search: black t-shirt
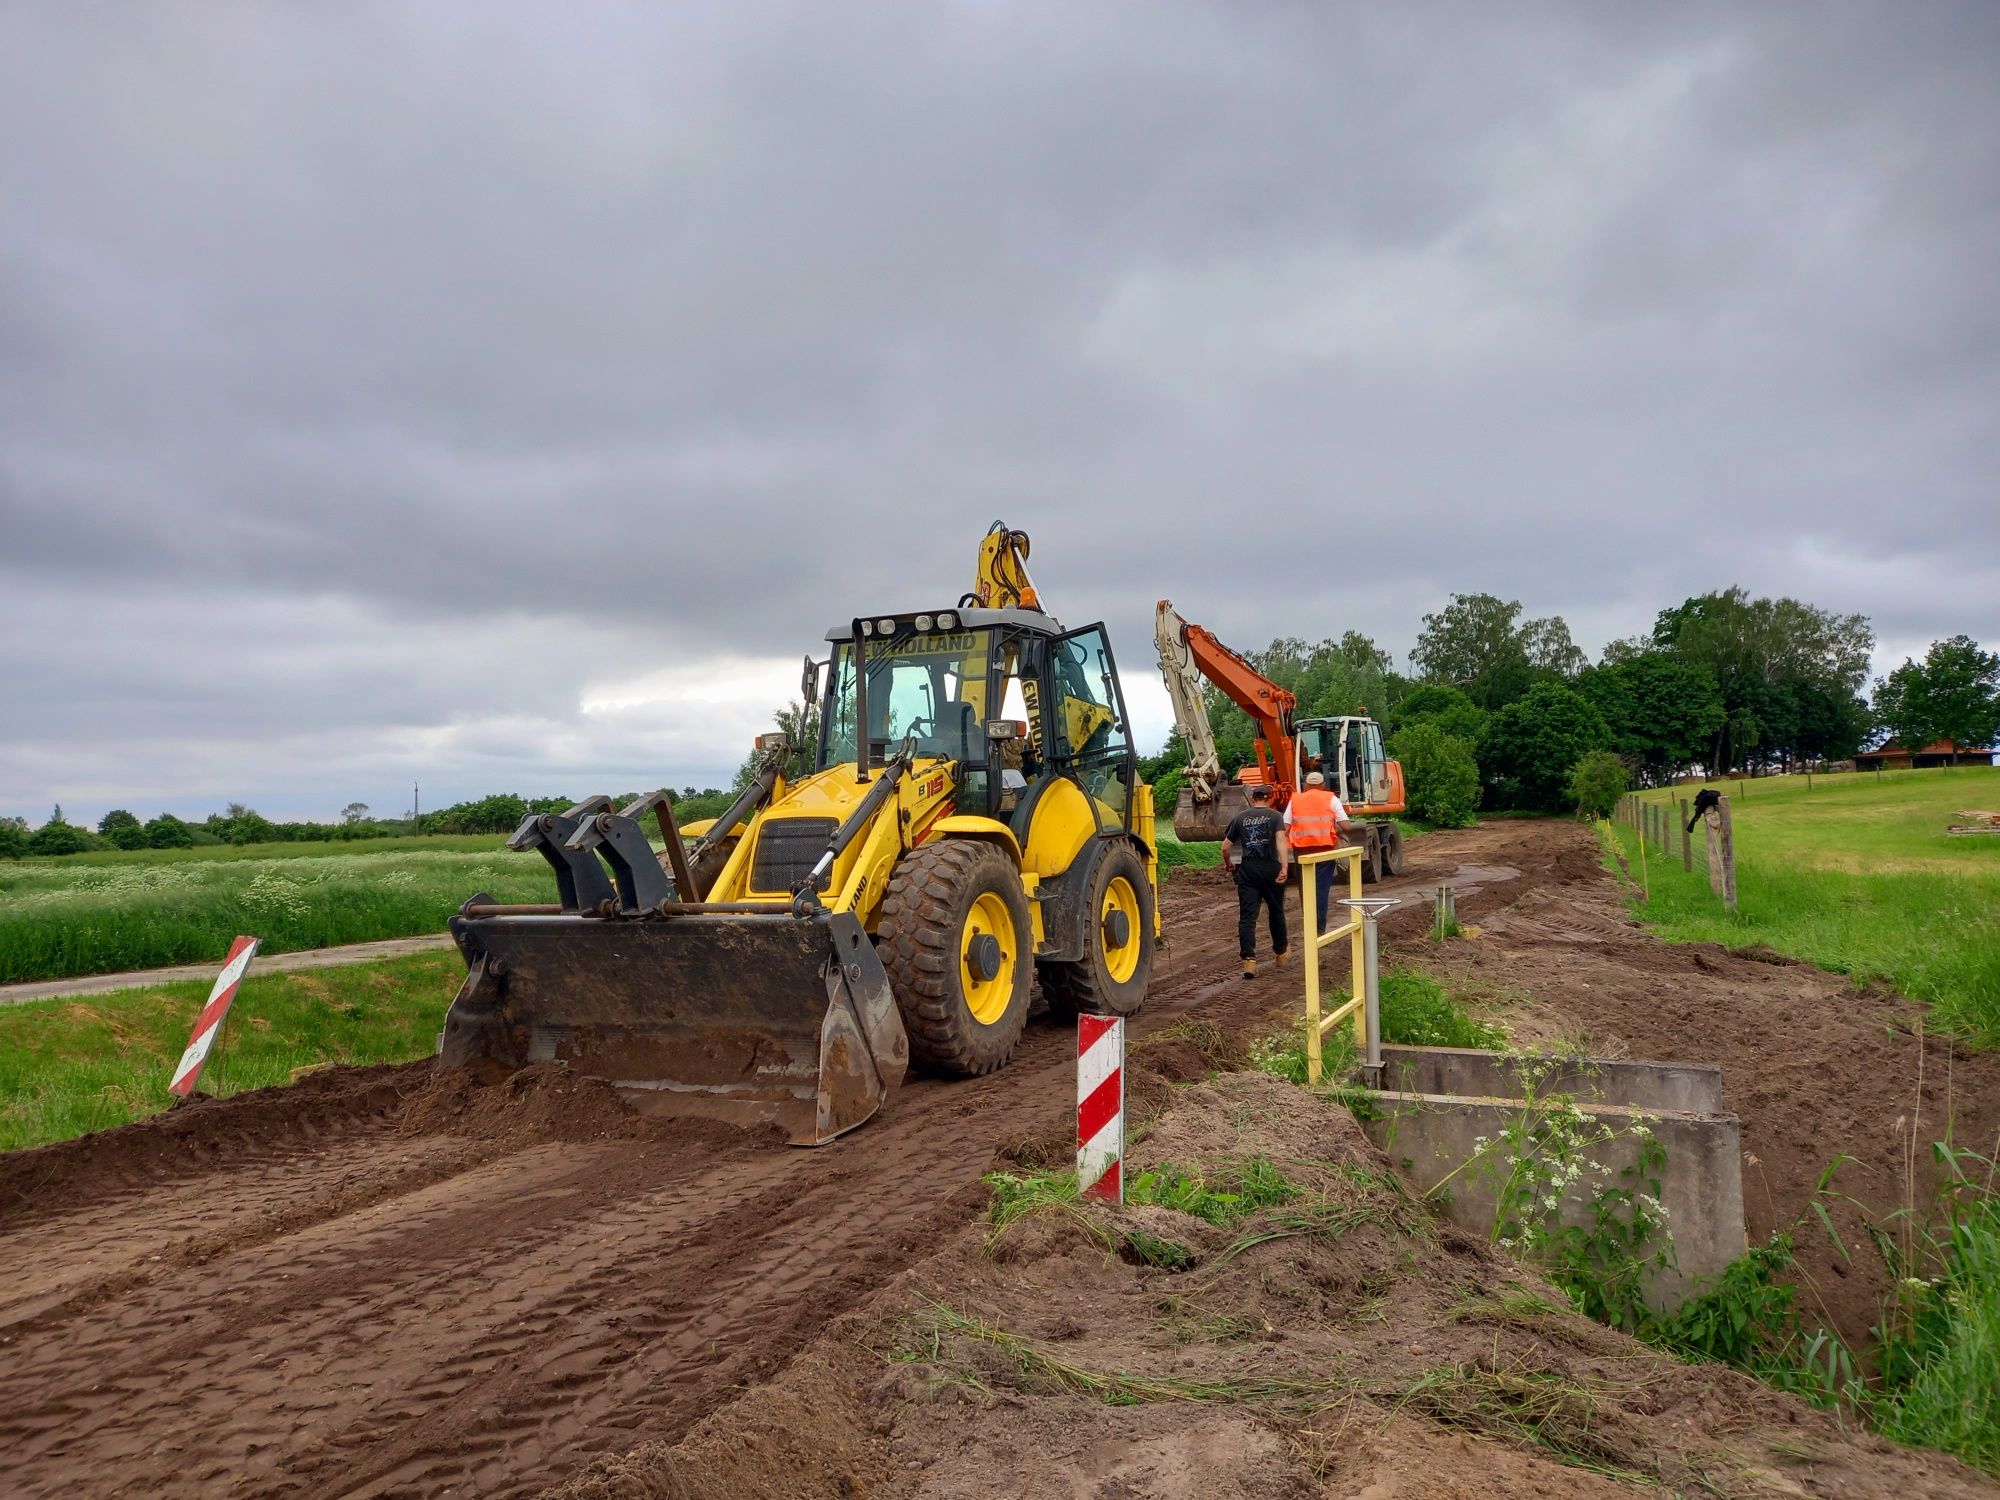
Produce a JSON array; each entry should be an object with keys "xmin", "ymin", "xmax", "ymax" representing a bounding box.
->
[{"xmin": 1223, "ymin": 806, "xmax": 1285, "ymax": 877}]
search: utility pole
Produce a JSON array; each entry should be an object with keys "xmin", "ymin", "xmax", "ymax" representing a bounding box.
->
[{"xmin": 413, "ymin": 782, "xmax": 420, "ymax": 836}]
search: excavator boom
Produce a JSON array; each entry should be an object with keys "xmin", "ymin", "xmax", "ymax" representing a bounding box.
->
[{"xmin": 1152, "ymin": 601, "xmax": 1405, "ymax": 873}]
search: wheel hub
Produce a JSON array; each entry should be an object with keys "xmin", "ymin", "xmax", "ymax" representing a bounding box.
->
[
  {"xmin": 965, "ymin": 932, "xmax": 1003, "ymax": 982},
  {"xmin": 1101, "ymin": 908, "xmax": 1130, "ymax": 949}
]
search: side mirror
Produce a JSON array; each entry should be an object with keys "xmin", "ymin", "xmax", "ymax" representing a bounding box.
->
[{"xmin": 801, "ymin": 654, "xmax": 818, "ymax": 704}]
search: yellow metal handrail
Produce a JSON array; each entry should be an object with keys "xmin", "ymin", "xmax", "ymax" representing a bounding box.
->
[{"xmin": 1298, "ymin": 845, "xmax": 1366, "ymax": 1085}]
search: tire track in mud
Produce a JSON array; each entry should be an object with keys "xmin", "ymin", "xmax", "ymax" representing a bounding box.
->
[{"xmin": 0, "ymin": 838, "xmax": 1500, "ymax": 1500}]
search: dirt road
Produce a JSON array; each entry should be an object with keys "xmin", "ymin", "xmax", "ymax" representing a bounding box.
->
[
  {"xmin": 1, "ymin": 821, "xmax": 1990, "ymax": 1498},
  {"xmin": 0, "ymin": 934, "xmax": 455, "ymax": 1006}
]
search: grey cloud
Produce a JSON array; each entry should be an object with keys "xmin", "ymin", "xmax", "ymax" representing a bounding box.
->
[{"xmin": 2, "ymin": 1, "xmax": 1995, "ymax": 822}]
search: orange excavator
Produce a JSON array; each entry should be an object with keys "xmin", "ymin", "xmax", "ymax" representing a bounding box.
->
[{"xmin": 1155, "ymin": 600, "xmax": 1407, "ymax": 882}]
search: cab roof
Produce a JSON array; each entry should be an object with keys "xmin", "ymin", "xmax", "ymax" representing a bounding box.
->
[{"xmin": 822, "ymin": 606, "xmax": 1063, "ymax": 643}]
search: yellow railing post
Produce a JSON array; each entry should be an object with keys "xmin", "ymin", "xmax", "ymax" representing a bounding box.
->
[
  {"xmin": 1303, "ymin": 856, "xmax": 1322, "ymax": 1087},
  {"xmin": 1347, "ymin": 842, "xmax": 1365, "ymax": 1048},
  {"xmin": 1300, "ymin": 845, "xmax": 1367, "ymax": 1086}
]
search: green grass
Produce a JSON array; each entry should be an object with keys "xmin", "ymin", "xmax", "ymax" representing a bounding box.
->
[
  {"xmin": 1615, "ymin": 767, "xmax": 2000, "ymax": 1043},
  {"xmin": 0, "ymin": 837, "xmax": 551, "ymax": 983},
  {"xmin": 1252, "ymin": 968, "xmax": 1506, "ymax": 1085},
  {"xmin": 0, "ymin": 952, "xmax": 460, "ymax": 1151},
  {"xmin": 1155, "ymin": 833, "xmax": 1223, "ymax": 874}
]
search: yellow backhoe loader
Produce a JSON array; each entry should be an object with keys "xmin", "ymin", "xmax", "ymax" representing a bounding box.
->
[{"xmin": 440, "ymin": 524, "xmax": 1159, "ymax": 1144}]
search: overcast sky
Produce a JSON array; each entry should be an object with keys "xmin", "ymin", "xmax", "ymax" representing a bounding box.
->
[{"xmin": 3, "ymin": 2, "xmax": 1995, "ymax": 825}]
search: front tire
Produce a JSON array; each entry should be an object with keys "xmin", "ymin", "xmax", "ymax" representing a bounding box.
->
[
  {"xmin": 1039, "ymin": 843, "xmax": 1154, "ymax": 1019},
  {"xmin": 878, "ymin": 840, "xmax": 1032, "ymax": 1076}
]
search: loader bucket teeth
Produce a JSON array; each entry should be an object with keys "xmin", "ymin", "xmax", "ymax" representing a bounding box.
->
[{"xmin": 440, "ymin": 909, "xmax": 908, "ymax": 1146}]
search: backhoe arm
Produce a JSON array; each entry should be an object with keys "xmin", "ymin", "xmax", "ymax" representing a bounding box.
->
[
  {"xmin": 1152, "ymin": 601, "xmax": 1296, "ymax": 802},
  {"xmin": 969, "ymin": 522, "xmax": 1045, "ymax": 612}
]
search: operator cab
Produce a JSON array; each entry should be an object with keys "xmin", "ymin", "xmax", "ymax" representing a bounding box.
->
[
  {"xmin": 815, "ymin": 607, "xmax": 1139, "ymax": 833},
  {"xmin": 1296, "ymin": 715, "xmax": 1393, "ymax": 810}
]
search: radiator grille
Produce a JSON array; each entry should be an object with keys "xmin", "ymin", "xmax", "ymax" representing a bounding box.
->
[{"xmin": 750, "ymin": 818, "xmax": 836, "ymax": 894}]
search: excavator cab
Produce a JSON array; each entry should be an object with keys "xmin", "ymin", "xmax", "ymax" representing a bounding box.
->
[{"xmin": 1297, "ymin": 716, "xmax": 1398, "ymax": 810}]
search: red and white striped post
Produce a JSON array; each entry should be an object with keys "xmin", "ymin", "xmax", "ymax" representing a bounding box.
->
[
  {"xmin": 168, "ymin": 935, "xmax": 260, "ymax": 1100},
  {"xmin": 1076, "ymin": 1014, "xmax": 1124, "ymax": 1203}
]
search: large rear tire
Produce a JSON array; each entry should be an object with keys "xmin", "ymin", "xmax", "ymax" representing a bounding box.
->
[
  {"xmin": 878, "ymin": 839, "xmax": 1032, "ymax": 1076},
  {"xmin": 1038, "ymin": 843, "xmax": 1154, "ymax": 1019}
]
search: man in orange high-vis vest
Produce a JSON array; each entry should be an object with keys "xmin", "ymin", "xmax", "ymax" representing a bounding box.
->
[{"xmin": 1285, "ymin": 771, "xmax": 1352, "ymax": 934}]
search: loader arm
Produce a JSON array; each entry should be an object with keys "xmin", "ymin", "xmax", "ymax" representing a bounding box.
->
[{"xmin": 1153, "ymin": 600, "xmax": 1298, "ymax": 805}]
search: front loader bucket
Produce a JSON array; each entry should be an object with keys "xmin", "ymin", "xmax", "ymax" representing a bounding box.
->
[
  {"xmin": 440, "ymin": 909, "xmax": 909, "ymax": 1146},
  {"xmin": 1173, "ymin": 783, "xmax": 1258, "ymax": 843}
]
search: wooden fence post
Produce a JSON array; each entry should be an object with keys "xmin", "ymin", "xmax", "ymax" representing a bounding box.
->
[
  {"xmin": 1717, "ymin": 794, "xmax": 1738, "ymax": 913},
  {"xmin": 1704, "ymin": 810, "xmax": 1723, "ymax": 896},
  {"xmin": 1679, "ymin": 798, "xmax": 1691, "ymax": 871}
]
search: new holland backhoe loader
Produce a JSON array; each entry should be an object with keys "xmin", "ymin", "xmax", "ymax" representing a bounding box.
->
[
  {"xmin": 1155, "ymin": 599, "xmax": 1407, "ymax": 881},
  {"xmin": 440, "ymin": 524, "xmax": 1159, "ymax": 1145}
]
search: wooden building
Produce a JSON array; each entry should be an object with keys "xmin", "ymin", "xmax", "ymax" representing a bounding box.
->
[{"xmin": 1852, "ymin": 739, "xmax": 1996, "ymax": 770}]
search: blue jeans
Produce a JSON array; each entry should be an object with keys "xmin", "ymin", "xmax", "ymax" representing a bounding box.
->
[{"xmin": 1301, "ymin": 854, "xmax": 1336, "ymax": 935}]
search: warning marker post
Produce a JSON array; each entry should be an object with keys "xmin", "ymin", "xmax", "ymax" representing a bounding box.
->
[
  {"xmin": 1076, "ymin": 1015, "xmax": 1124, "ymax": 1204},
  {"xmin": 168, "ymin": 935, "xmax": 261, "ymax": 1100}
]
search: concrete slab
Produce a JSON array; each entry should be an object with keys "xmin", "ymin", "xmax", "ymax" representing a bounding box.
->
[
  {"xmin": 1360, "ymin": 1049, "xmax": 1746, "ymax": 1311},
  {"xmin": 1377, "ymin": 1045, "xmax": 1724, "ymax": 1114}
]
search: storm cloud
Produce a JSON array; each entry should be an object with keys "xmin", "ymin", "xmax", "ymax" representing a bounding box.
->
[{"xmin": 3, "ymin": 2, "xmax": 1996, "ymax": 821}]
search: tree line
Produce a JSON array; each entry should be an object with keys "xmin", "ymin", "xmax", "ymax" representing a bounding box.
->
[
  {"xmin": 0, "ymin": 786, "xmax": 742, "ymax": 860},
  {"xmin": 1140, "ymin": 587, "xmax": 1998, "ymax": 830}
]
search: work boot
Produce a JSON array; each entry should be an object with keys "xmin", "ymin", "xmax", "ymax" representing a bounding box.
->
[
  {"xmin": 1274, "ymin": 948, "xmax": 1291, "ymax": 968},
  {"xmin": 1241, "ymin": 958, "xmax": 1257, "ymax": 980}
]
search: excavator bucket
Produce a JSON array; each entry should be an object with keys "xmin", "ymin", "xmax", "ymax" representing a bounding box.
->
[
  {"xmin": 441, "ymin": 907, "xmax": 909, "ymax": 1145},
  {"xmin": 1173, "ymin": 782, "xmax": 1259, "ymax": 843}
]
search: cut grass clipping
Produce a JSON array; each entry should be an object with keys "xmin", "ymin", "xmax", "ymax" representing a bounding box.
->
[
  {"xmin": 896, "ymin": 1297, "xmax": 1354, "ymax": 1410},
  {"xmin": 1618, "ymin": 766, "xmax": 2000, "ymax": 1045},
  {"xmin": 0, "ymin": 835, "xmax": 543, "ymax": 983},
  {"xmin": 0, "ymin": 952, "xmax": 460, "ymax": 1151}
]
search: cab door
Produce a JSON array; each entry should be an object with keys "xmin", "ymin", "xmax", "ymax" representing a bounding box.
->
[{"xmin": 1048, "ymin": 623, "xmax": 1136, "ymax": 830}]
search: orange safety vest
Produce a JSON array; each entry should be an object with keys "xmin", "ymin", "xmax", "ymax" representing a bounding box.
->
[{"xmin": 1288, "ymin": 788, "xmax": 1341, "ymax": 849}]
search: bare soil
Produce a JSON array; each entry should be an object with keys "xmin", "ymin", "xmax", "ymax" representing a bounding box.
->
[
  {"xmin": 0, "ymin": 820, "xmax": 1992, "ymax": 1498},
  {"xmin": 1392, "ymin": 819, "xmax": 2000, "ymax": 1352}
]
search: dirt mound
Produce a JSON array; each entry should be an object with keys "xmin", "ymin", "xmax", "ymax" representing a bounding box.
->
[
  {"xmin": 549, "ymin": 1068, "xmax": 1995, "ymax": 1499},
  {"xmin": 0, "ymin": 1060, "xmax": 427, "ymax": 1223},
  {"xmin": 395, "ymin": 1060, "xmax": 784, "ymax": 1150}
]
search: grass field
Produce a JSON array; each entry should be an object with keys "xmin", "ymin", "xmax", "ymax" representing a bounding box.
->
[
  {"xmin": 0, "ymin": 836, "xmax": 552, "ymax": 983},
  {"xmin": 1612, "ymin": 766, "xmax": 2000, "ymax": 1044},
  {"xmin": 0, "ymin": 951, "xmax": 461, "ymax": 1151}
]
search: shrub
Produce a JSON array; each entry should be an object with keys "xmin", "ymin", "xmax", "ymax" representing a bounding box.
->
[
  {"xmin": 144, "ymin": 814, "xmax": 196, "ymax": 849},
  {"xmin": 1479, "ymin": 681, "xmax": 1611, "ymax": 812},
  {"xmin": 27, "ymin": 819, "xmax": 93, "ymax": 856},
  {"xmin": 1388, "ymin": 722, "xmax": 1481, "ymax": 828},
  {"xmin": 0, "ymin": 822, "xmax": 25, "ymax": 860},
  {"xmin": 109, "ymin": 825, "xmax": 149, "ymax": 850},
  {"xmin": 1150, "ymin": 768, "xmax": 1184, "ymax": 824},
  {"xmin": 1569, "ymin": 750, "xmax": 1628, "ymax": 819},
  {"xmin": 97, "ymin": 808, "xmax": 142, "ymax": 837}
]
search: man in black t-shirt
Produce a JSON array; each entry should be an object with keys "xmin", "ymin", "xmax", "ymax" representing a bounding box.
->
[{"xmin": 1221, "ymin": 785, "xmax": 1290, "ymax": 979}]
